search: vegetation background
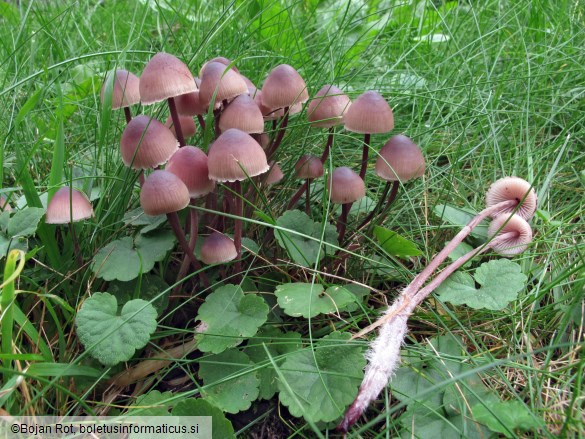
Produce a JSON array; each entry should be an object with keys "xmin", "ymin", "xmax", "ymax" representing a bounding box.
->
[{"xmin": 0, "ymin": 0, "xmax": 583, "ymax": 437}]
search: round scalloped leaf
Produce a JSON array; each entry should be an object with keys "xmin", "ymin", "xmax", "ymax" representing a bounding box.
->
[
  {"xmin": 277, "ymin": 332, "xmax": 365, "ymax": 423},
  {"xmin": 127, "ymin": 390, "xmax": 179, "ymax": 416},
  {"xmin": 275, "ymin": 210, "xmax": 337, "ymax": 267},
  {"xmin": 172, "ymin": 399, "xmax": 235, "ymax": 438},
  {"xmin": 436, "ymin": 259, "xmax": 527, "ymax": 310},
  {"xmin": 275, "ymin": 283, "xmax": 356, "ymax": 318},
  {"xmin": 75, "ymin": 292, "xmax": 157, "ymax": 366},
  {"xmin": 245, "ymin": 327, "xmax": 302, "ymax": 400},
  {"xmin": 199, "ymin": 349, "xmax": 260, "ymax": 414},
  {"xmin": 196, "ymin": 284, "xmax": 269, "ymax": 353}
]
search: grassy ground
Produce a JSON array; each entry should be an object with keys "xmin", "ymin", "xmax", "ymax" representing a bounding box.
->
[{"xmin": 0, "ymin": 0, "xmax": 583, "ymax": 437}]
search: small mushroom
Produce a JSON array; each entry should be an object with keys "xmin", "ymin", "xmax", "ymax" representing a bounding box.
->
[
  {"xmin": 328, "ymin": 167, "xmax": 365, "ymax": 243},
  {"xmin": 485, "ymin": 176, "xmax": 537, "ymax": 221},
  {"xmin": 287, "ymin": 155, "xmax": 324, "ymax": 214},
  {"xmin": 100, "ymin": 69, "xmax": 141, "ymax": 123},
  {"xmin": 200, "ymin": 231, "xmax": 237, "ymax": 265}
]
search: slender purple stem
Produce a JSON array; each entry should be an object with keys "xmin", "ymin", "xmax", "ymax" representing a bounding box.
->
[
  {"xmin": 337, "ymin": 203, "xmax": 352, "ymax": 244},
  {"xmin": 167, "ymin": 211, "xmax": 208, "ymax": 287},
  {"xmin": 357, "ymin": 181, "xmax": 393, "ymax": 230},
  {"xmin": 197, "ymin": 114, "xmax": 206, "ymax": 131},
  {"xmin": 305, "ymin": 178, "xmax": 310, "ymax": 215},
  {"xmin": 287, "ymin": 180, "xmax": 308, "ymax": 210},
  {"xmin": 168, "ymin": 97, "xmax": 185, "ymax": 147},
  {"xmin": 359, "ymin": 133, "xmax": 371, "ymax": 180},
  {"xmin": 233, "ymin": 180, "xmax": 243, "ymax": 274},
  {"xmin": 123, "ymin": 107, "xmax": 132, "ymax": 124},
  {"xmin": 267, "ymin": 107, "xmax": 289, "ymax": 160},
  {"xmin": 320, "ymin": 127, "xmax": 334, "ymax": 163}
]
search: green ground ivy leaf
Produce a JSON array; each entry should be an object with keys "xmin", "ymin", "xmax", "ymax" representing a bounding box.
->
[
  {"xmin": 7, "ymin": 207, "xmax": 45, "ymax": 237},
  {"xmin": 196, "ymin": 285, "xmax": 269, "ymax": 354},
  {"xmin": 275, "ymin": 210, "xmax": 337, "ymax": 267},
  {"xmin": 91, "ymin": 231, "xmax": 175, "ymax": 281},
  {"xmin": 374, "ymin": 226, "xmax": 422, "ymax": 258},
  {"xmin": 472, "ymin": 399, "xmax": 541, "ymax": 438},
  {"xmin": 278, "ymin": 332, "xmax": 365, "ymax": 423},
  {"xmin": 127, "ymin": 390, "xmax": 180, "ymax": 416},
  {"xmin": 75, "ymin": 292, "xmax": 157, "ymax": 366},
  {"xmin": 172, "ymin": 399, "xmax": 235, "ymax": 438},
  {"xmin": 275, "ymin": 283, "xmax": 356, "ymax": 318},
  {"xmin": 436, "ymin": 259, "xmax": 527, "ymax": 310},
  {"xmin": 245, "ymin": 327, "xmax": 302, "ymax": 400},
  {"xmin": 123, "ymin": 207, "xmax": 167, "ymax": 234},
  {"xmin": 109, "ymin": 274, "xmax": 170, "ymax": 316},
  {"xmin": 199, "ymin": 349, "xmax": 260, "ymax": 414}
]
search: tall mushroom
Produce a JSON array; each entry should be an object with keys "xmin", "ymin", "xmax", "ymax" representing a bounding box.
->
[
  {"xmin": 344, "ymin": 91, "xmax": 394, "ymax": 180},
  {"xmin": 140, "ymin": 52, "xmax": 197, "ymax": 147},
  {"xmin": 207, "ymin": 129, "xmax": 269, "ymax": 272}
]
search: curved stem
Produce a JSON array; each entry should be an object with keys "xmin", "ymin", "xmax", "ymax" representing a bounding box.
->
[
  {"xmin": 320, "ymin": 127, "xmax": 334, "ymax": 163},
  {"xmin": 359, "ymin": 133, "xmax": 371, "ymax": 180},
  {"xmin": 233, "ymin": 180, "xmax": 243, "ymax": 274},
  {"xmin": 357, "ymin": 181, "xmax": 392, "ymax": 230},
  {"xmin": 287, "ymin": 180, "xmax": 308, "ymax": 210},
  {"xmin": 267, "ymin": 107, "xmax": 289, "ymax": 160},
  {"xmin": 123, "ymin": 107, "xmax": 132, "ymax": 124},
  {"xmin": 305, "ymin": 178, "xmax": 311, "ymax": 215},
  {"xmin": 337, "ymin": 203, "xmax": 352, "ymax": 244},
  {"xmin": 196, "ymin": 114, "xmax": 206, "ymax": 131},
  {"xmin": 167, "ymin": 211, "xmax": 208, "ymax": 287},
  {"xmin": 175, "ymin": 206, "xmax": 203, "ymax": 291},
  {"xmin": 167, "ymin": 97, "xmax": 185, "ymax": 147}
]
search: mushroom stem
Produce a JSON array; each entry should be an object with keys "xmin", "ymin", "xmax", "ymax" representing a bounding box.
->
[
  {"xmin": 320, "ymin": 127, "xmax": 334, "ymax": 163},
  {"xmin": 175, "ymin": 205, "xmax": 204, "ymax": 291},
  {"xmin": 287, "ymin": 180, "xmax": 308, "ymax": 210},
  {"xmin": 197, "ymin": 115, "xmax": 206, "ymax": 132},
  {"xmin": 357, "ymin": 181, "xmax": 393, "ymax": 231},
  {"xmin": 267, "ymin": 107, "xmax": 289, "ymax": 160},
  {"xmin": 166, "ymin": 212, "xmax": 208, "ymax": 287},
  {"xmin": 337, "ymin": 203, "xmax": 352, "ymax": 244},
  {"xmin": 69, "ymin": 222, "xmax": 83, "ymax": 266},
  {"xmin": 305, "ymin": 178, "xmax": 311, "ymax": 215},
  {"xmin": 233, "ymin": 180, "xmax": 243, "ymax": 274},
  {"xmin": 167, "ymin": 97, "xmax": 185, "ymax": 147},
  {"xmin": 123, "ymin": 107, "xmax": 132, "ymax": 124},
  {"xmin": 358, "ymin": 133, "xmax": 371, "ymax": 180},
  {"xmin": 337, "ymin": 230, "xmax": 518, "ymax": 433},
  {"xmin": 213, "ymin": 108, "xmax": 221, "ymax": 138}
]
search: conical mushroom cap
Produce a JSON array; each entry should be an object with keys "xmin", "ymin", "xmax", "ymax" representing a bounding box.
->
[
  {"xmin": 261, "ymin": 64, "xmax": 309, "ymax": 109},
  {"xmin": 120, "ymin": 115, "xmax": 178, "ymax": 169},
  {"xmin": 375, "ymin": 135, "xmax": 425, "ymax": 182},
  {"xmin": 140, "ymin": 170, "xmax": 190, "ymax": 216},
  {"xmin": 46, "ymin": 187, "xmax": 93, "ymax": 224},
  {"xmin": 485, "ymin": 177, "xmax": 537, "ymax": 221},
  {"xmin": 307, "ymin": 85, "xmax": 351, "ymax": 128},
  {"xmin": 100, "ymin": 69, "xmax": 141, "ymax": 109},
  {"xmin": 166, "ymin": 146, "xmax": 215, "ymax": 198},
  {"xmin": 488, "ymin": 214, "xmax": 533, "ymax": 256},
  {"xmin": 208, "ymin": 129, "xmax": 269, "ymax": 182},
  {"xmin": 328, "ymin": 167, "xmax": 365, "ymax": 204},
  {"xmin": 140, "ymin": 52, "xmax": 197, "ymax": 105},
  {"xmin": 200, "ymin": 232, "xmax": 237, "ymax": 264},
  {"xmin": 265, "ymin": 162, "xmax": 284, "ymax": 185},
  {"xmin": 175, "ymin": 89, "xmax": 207, "ymax": 116},
  {"xmin": 199, "ymin": 62, "xmax": 248, "ymax": 108},
  {"xmin": 344, "ymin": 90, "xmax": 394, "ymax": 134},
  {"xmin": 165, "ymin": 114, "xmax": 197, "ymax": 138},
  {"xmin": 295, "ymin": 155, "xmax": 324, "ymax": 179},
  {"xmin": 219, "ymin": 94, "xmax": 265, "ymax": 134},
  {"xmin": 200, "ymin": 57, "xmax": 239, "ymax": 76}
]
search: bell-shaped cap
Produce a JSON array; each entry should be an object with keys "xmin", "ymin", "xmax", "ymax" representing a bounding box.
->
[
  {"xmin": 0, "ymin": 195, "xmax": 12, "ymax": 212},
  {"xmin": 175, "ymin": 89, "xmax": 207, "ymax": 116},
  {"xmin": 165, "ymin": 115, "xmax": 197, "ymax": 139},
  {"xmin": 200, "ymin": 232, "xmax": 237, "ymax": 264},
  {"xmin": 240, "ymin": 74, "xmax": 257, "ymax": 96},
  {"xmin": 46, "ymin": 187, "xmax": 94, "ymax": 224},
  {"xmin": 200, "ymin": 57, "xmax": 239, "ymax": 76},
  {"xmin": 166, "ymin": 146, "xmax": 215, "ymax": 198},
  {"xmin": 485, "ymin": 177, "xmax": 537, "ymax": 221},
  {"xmin": 375, "ymin": 135, "xmax": 425, "ymax": 182},
  {"xmin": 120, "ymin": 115, "xmax": 178, "ymax": 169},
  {"xmin": 261, "ymin": 64, "xmax": 309, "ymax": 109},
  {"xmin": 219, "ymin": 94, "xmax": 264, "ymax": 134},
  {"xmin": 100, "ymin": 69, "xmax": 141, "ymax": 109},
  {"xmin": 265, "ymin": 162, "xmax": 284, "ymax": 185},
  {"xmin": 198, "ymin": 62, "xmax": 248, "ymax": 108},
  {"xmin": 140, "ymin": 170, "xmax": 190, "ymax": 216},
  {"xmin": 487, "ymin": 214, "xmax": 533, "ymax": 256},
  {"xmin": 140, "ymin": 52, "xmax": 197, "ymax": 105},
  {"xmin": 344, "ymin": 90, "xmax": 394, "ymax": 134},
  {"xmin": 295, "ymin": 155, "xmax": 324, "ymax": 179},
  {"xmin": 307, "ymin": 85, "xmax": 351, "ymax": 128},
  {"xmin": 208, "ymin": 129, "xmax": 269, "ymax": 182},
  {"xmin": 328, "ymin": 167, "xmax": 365, "ymax": 204}
]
